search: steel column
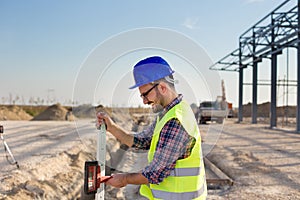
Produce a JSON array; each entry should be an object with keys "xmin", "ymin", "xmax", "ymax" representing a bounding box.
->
[
  {"xmin": 270, "ymin": 53, "xmax": 277, "ymax": 128},
  {"xmin": 252, "ymin": 31, "xmax": 258, "ymax": 124},
  {"xmin": 238, "ymin": 41, "xmax": 244, "ymax": 123},
  {"xmin": 297, "ymin": 0, "xmax": 300, "ymax": 132},
  {"xmin": 252, "ymin": 61, "xmax": 258, "ymax": 124},
  {"xmin": 270, "ymin": 16, "xmax": 277, "ymax": 128},
  {"xmin": 238, "ymin": 68, "xmax": 244, "ymax": 123}
]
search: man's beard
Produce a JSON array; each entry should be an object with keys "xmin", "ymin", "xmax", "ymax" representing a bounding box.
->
[
  {"xmin": 150, "ymin": 90, "xmax": 164, "ymax": 113},
  {"xmin": 152, "ymin": 104, "xmax": 164, "ymax": 113}
]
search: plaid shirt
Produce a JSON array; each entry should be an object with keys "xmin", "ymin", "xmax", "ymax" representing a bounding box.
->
[{"xmin": 132, "ymin": 94, "xmax": 196, "ymax": 184}]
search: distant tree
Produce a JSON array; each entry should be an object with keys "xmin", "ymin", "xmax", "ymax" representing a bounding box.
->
[
  {"xmin": 29, "ymin": 97, "xmax": 34, "ymax": 105},
  {"xmin": 14, "ymin": 95, "xmax": 20, "ymax": 105},
  {"xmin": 21, "ymin": 96, "xmax": 26, "ymax": 105},
  {"xmin": 1, "ymin": 97, "xmax": 7, "ymax": 104},
  {"xmin": 9, "ymin": 93, "xmax": 12, "ymax": 104}
]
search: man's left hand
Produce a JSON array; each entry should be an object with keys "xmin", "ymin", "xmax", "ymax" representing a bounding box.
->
[{"xmin": 105, "ymin": 173, "xmax": 128, "ymax": 188}]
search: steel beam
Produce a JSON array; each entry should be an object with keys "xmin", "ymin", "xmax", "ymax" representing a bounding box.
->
[{"xmin": 210, "ymin": 0, "xmax": 298, "ymax": 72}]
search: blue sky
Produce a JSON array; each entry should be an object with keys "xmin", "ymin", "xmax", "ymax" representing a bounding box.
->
[{"xmin": 1, "ymin": 0, "xmax": 295, "ymax": 107}]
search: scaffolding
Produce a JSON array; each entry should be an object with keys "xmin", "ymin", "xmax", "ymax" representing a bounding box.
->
[{"xmin": 210, "ymin": 0, "xmax": 300, "ymax": 132}]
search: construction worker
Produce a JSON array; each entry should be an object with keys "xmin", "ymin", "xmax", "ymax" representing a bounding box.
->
[{"xmin": 97, "ymin": 56, "xmax": 207, "ymax": 200}]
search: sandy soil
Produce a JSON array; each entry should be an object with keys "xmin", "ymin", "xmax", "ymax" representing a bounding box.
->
[
  {"xmin": 0, "ymin": 120, "xmax": 96, "ymax": 200},
  {"xmin": 204, "ymin": 119, "xmax": 300, "ymax": 200},
  {"xmin": 1, "ymin": 118, "xmax": 300, "ymax": 199}
]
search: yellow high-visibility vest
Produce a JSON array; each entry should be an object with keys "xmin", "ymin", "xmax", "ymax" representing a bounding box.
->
[{"xmin": 140, "ymin": 100, "xmax": 207, "ymax": 200}]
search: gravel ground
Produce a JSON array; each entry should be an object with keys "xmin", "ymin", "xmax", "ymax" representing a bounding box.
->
[
  {"xmin": 0, "ymin": 118, "xmax": 300, "ymax": 199},
  {"xmin": 204, "ymin": 118, "xmax": 300, "ymax": 200}
]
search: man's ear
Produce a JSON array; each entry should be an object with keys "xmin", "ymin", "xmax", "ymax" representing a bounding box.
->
[{"xmin": 158, "ymin": 82, "xmax": 167, "ymax": 94}]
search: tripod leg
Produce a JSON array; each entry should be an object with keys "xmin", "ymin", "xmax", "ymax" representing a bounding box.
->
[{"xmin": 3, "ymin": 140, "xmax": 19, "ymax": 168}]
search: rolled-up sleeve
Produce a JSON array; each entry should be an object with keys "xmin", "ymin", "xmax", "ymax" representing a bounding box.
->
[
  {"xmin": 141, "ymin": 118, "xmax": 193, "ymax": 184},
  {"xmin": 132, "ymin": 121, "xmax": 155, "ymax": 150}
]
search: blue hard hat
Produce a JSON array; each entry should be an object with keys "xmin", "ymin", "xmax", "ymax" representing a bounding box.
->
[{"xmin": 129, "ymin": 56, "xmax": 175, "ymax": 89}]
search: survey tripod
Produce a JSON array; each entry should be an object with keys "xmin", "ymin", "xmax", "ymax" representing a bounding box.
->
[{"xmin": 0, "ymin": 125, "xmax": 19, "ymax": 168}]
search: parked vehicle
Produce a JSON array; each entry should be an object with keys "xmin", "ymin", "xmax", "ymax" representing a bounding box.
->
[
  {"xmin": 227, "ymin": 102, "xmax": 234, "ymax": 118},
  {"xmin": 197, "ymin": 80, "xmax": 233, "ymax": 124},
  {"xmin": 198, "ymin": 98, "xmax": 229, "ymax": 124}
]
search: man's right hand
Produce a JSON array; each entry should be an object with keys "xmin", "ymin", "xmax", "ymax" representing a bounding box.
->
[{"xmin": 96, "ymin": 112, "xmax": 114, "ymax": 132}]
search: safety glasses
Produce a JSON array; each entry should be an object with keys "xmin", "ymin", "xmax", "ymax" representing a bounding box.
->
[{"xmin": 140, "ymin": 83, "xmax": 159, "ymax": 100}]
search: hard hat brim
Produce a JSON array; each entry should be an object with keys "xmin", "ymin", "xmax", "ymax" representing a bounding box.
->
[{"xmin": 128, "ymin": 70, "xmax": 174, "ymax": 89}]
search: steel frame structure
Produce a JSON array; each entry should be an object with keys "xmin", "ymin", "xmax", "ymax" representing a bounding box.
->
[{"xmin": 210, "ymin": 0, "xmax": 300, "ymax": 132}]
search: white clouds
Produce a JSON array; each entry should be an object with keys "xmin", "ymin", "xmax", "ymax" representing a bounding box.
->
[{"xmin": 182, "ymin": 17, "xmax": 200, "ymax": 30}]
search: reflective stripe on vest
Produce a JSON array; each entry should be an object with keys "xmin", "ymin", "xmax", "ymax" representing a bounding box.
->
[
  {"xmin": 152, "ymin": 183, "xmax": 206, "ymax": 200},
  {"xmin": 169, "ymin": 166, "xmax": 202, "ymax": 177}
]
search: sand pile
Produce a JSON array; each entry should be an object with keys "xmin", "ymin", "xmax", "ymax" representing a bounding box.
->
[
  {"xmin": 32, "ymin": 103, "xmax": 75, "ymax": 121},
  {"xmin": 0, "ymin": 105, "xmax": 32, "ymax": 120},
  {"xmin": 72, "ymin": 105, "xmax": 96, "ymax": 118},
  {"xmin": 72, "ymin": 104, "xmax": 113, "ymax": 119}
]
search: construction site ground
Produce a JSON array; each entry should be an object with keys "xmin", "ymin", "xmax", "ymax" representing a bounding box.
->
[{"xmin": 1, "ymin": 118, "xmax": 300, "ymax": 200}]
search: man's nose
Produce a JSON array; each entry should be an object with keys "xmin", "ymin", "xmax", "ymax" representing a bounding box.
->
[{"xmin": 142, "ymin": 96, "xmax": 149, "ymax": 104}]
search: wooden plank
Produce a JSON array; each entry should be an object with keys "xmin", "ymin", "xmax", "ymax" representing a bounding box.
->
[{"xmin": 204, "ymin": 157, "xmax": 234, "ymax": 186}]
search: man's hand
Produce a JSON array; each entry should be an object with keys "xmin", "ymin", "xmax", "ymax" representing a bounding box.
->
[
  {"xmin": 105, "ymin": 172, "xmax": 149, "ymax": 188},
  {"xmin": 96, "ymin": 111, "xmax": 134, "ymax": 147},
  {"xmin": 105, "ymin": 173, "xmax": 128, "ymax": 188},
  {"xmin": 96, "ymin": 112, "xmax": 115, "ymax": 132}
]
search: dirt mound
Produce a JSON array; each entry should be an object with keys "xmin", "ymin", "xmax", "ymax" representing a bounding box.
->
[
  {"xmin": 32, "ymin": 103, "xmax": 75, "ymax": 121},
  {"xmin": 242, "ymin": 102, "xmax": 297, "ymax": 118},
  {"xmin": 72, "ymin": 104, "xmax": 113, "ymax": 119},
  {"xmin": 72, "ymin": 104, "xmax": 96, "ymax": 118},
  {"xmin": 0, "ymin": 105, "xmax": 32, "ymax": 120},
  {"xmin": 243, "ymin": 102, "xmax": 270, "ymax": 117}
]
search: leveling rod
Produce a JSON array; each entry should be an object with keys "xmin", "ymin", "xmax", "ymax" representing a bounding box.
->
[
  {"xmin": 96, "ymin": 123, "xmax": 107, "ymax": 200},
  {"xmin": 83, "ymin": 124, "xmax": 110, "ymax": 198}
]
